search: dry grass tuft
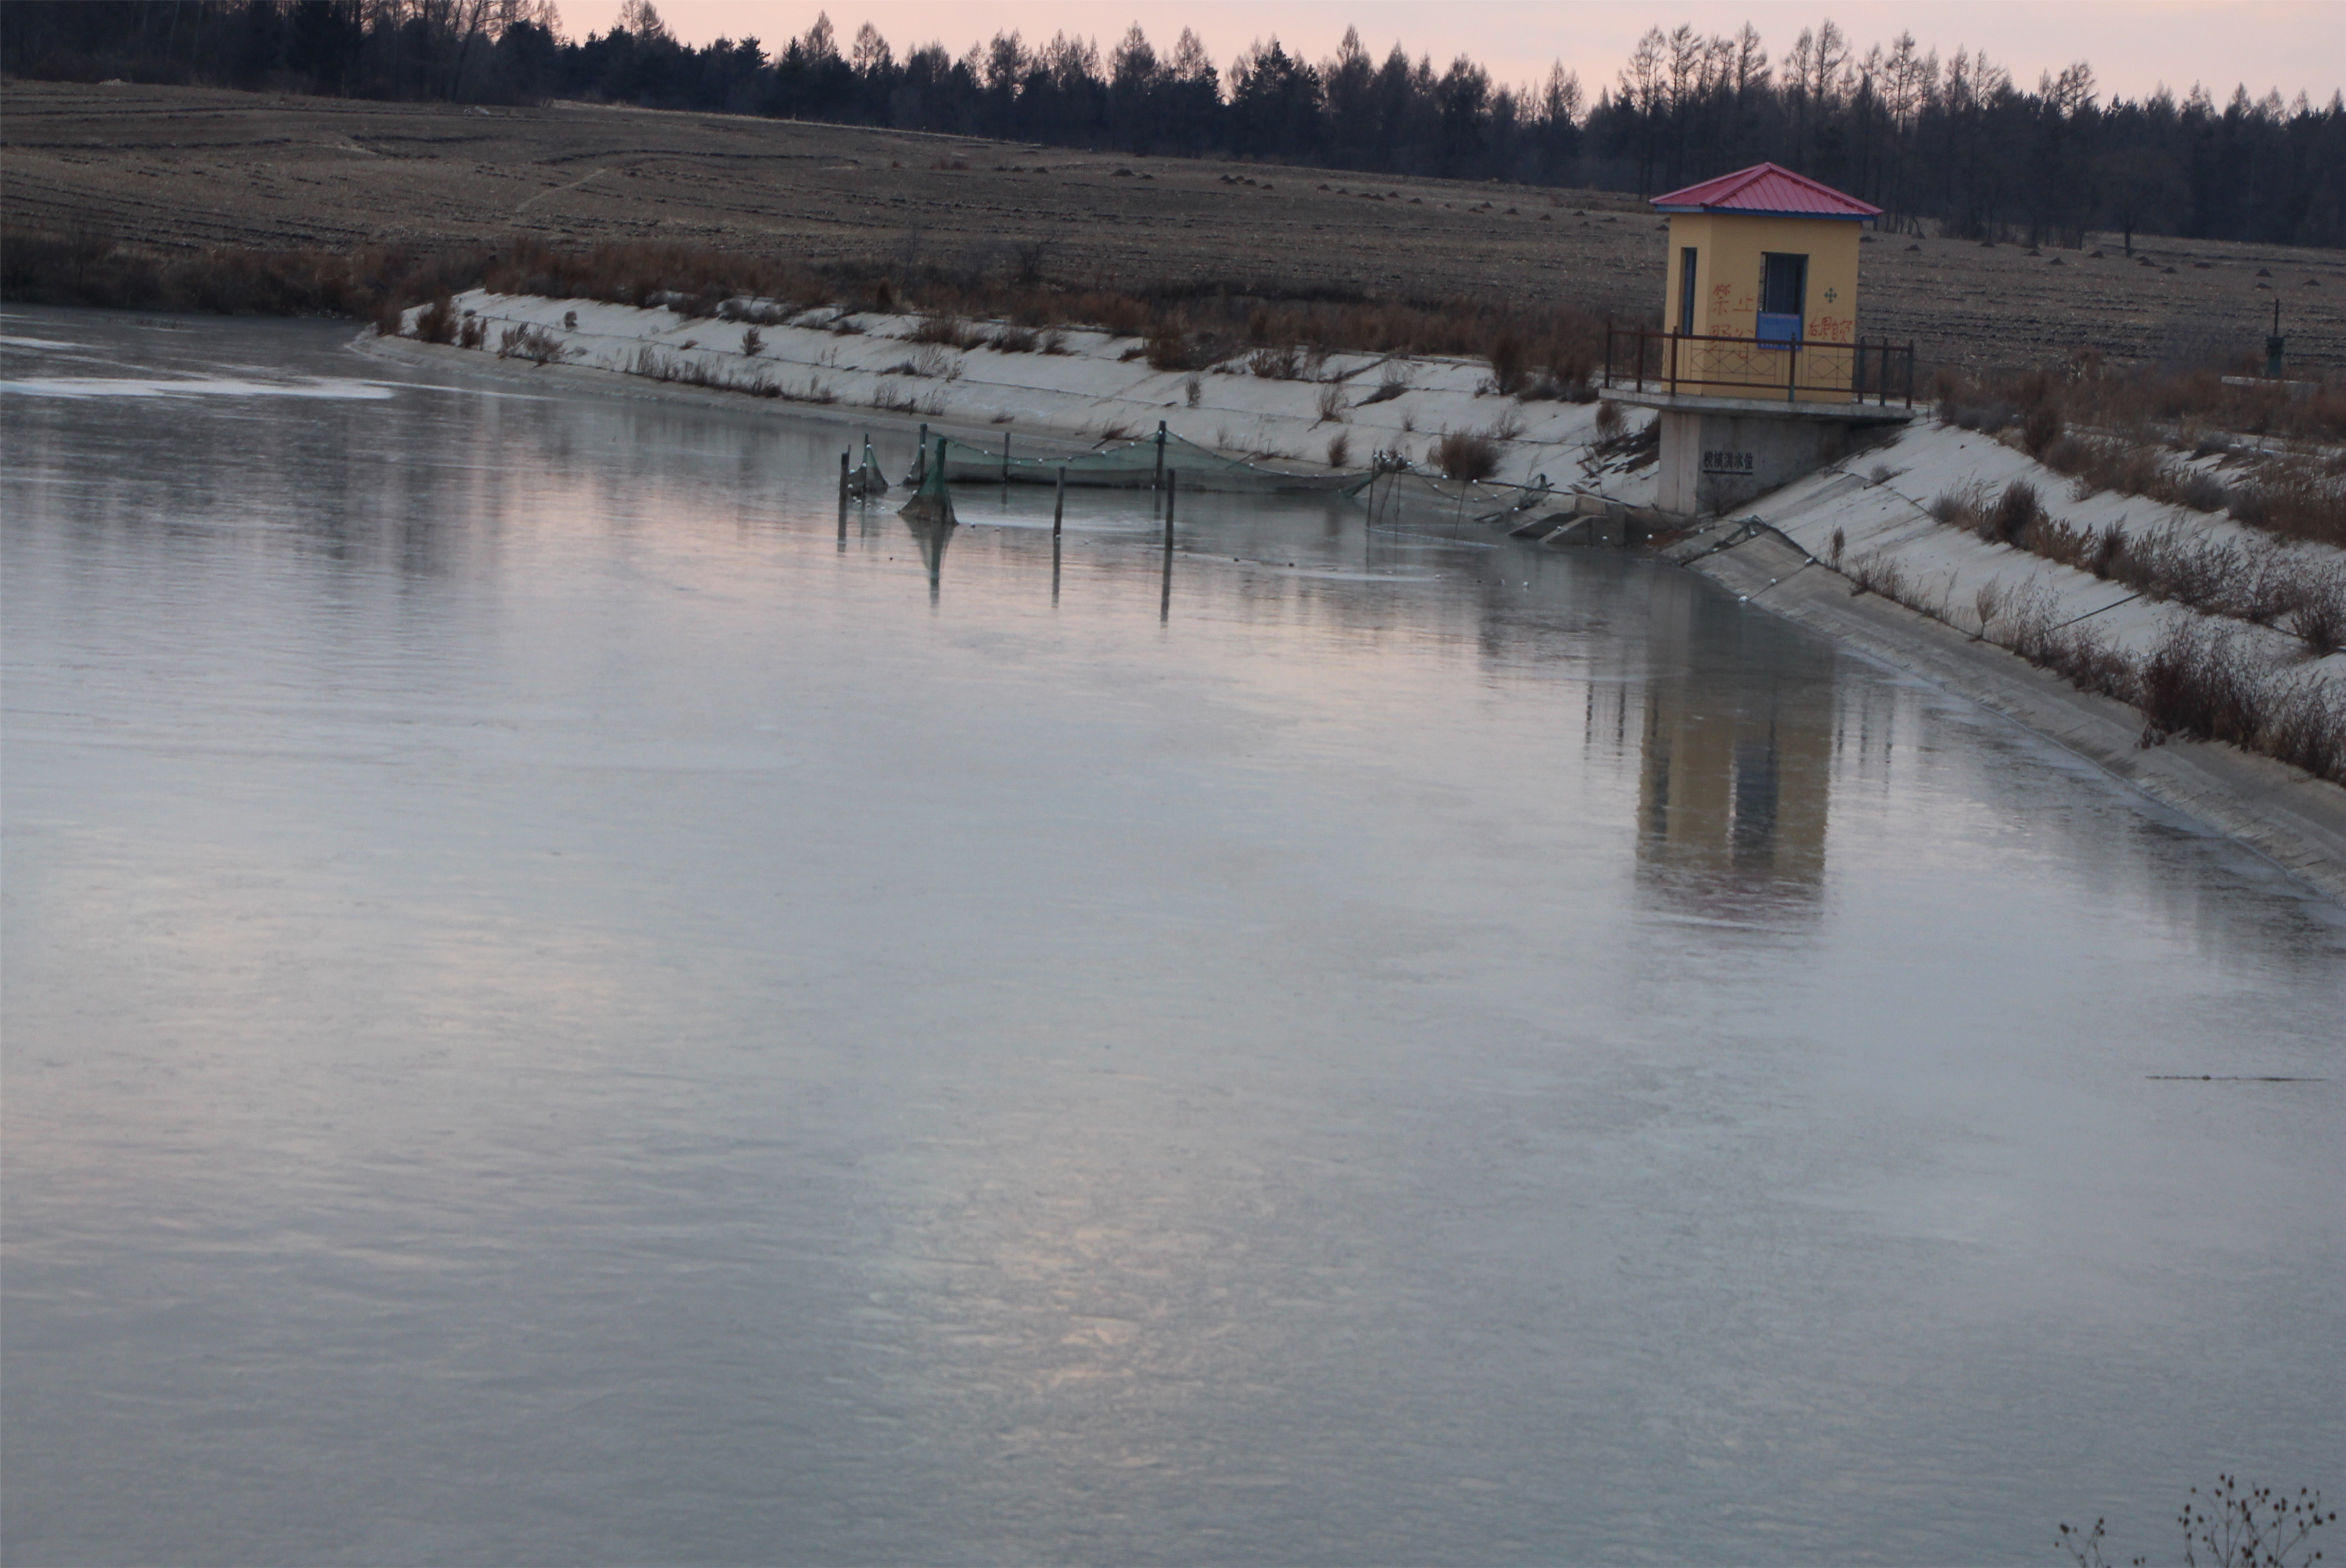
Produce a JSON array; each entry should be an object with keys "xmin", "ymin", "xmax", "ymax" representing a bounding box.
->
[
  {"xmin": 1432, "ymin": 428, "xmax": 1502, "ymax": 482},
  {"xmin": 497, "ymin": 322, "xmax": 567, "ymax": 364},
  {"xmin": 2139, "ymin": 624, "xmax": 2346, "ymax": 781},
  {"xmin": 1359, "ymin": 361, "xmax": 1410, "ymax": 404},
  {"xmin": 415, "ymin": 294, "xmax": 457, "ymax": 344},
  {"xmin": 1858, "ymin": 524, "xmax": 2346, "ymax": 782},
  {"xmin": 1144, "ymin": 319, "xmax": 1197, "ymax": 371},
  {"xmin": 907, "ymin": 312, "xmax": 979, "ymax": 348},
  {"xmin": 1936, "ymin": 358, "xmax": 2346, "ymax": 548}
]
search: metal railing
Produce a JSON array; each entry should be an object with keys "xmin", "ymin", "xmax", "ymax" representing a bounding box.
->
[{"xmin": 1603, "ymin": 325, "xmax": 1915, "ymax": 407}]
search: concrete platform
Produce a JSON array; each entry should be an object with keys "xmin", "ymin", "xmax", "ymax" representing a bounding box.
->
[
  {"xmin": 1607, "ymin": 389, "xmax": 1914, "ymax": 516},
  {"xmin": 1608, "ymin": 387, "xmax": 1919, "ymax": 421}
]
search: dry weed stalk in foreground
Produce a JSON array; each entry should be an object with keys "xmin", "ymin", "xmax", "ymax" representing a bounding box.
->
[{"xmin": 2058, "ymin": 1475, "xmax": 2333, "ymax": 1568}]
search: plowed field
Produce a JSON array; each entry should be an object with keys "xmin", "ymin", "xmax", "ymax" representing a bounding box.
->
[{"xmin": 5, "ymin": 79, "xmax": 2342, "ymax": 373}]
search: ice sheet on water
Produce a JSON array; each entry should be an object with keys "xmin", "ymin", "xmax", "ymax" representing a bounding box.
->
[{"xmin": 0, "ymin": 373, "xmax": 394, "ymax": 400}]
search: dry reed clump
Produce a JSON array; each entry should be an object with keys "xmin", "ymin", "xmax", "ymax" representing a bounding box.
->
[
  {"xmin": 625, "ymin": 342, "xmax": 787, "ymax": 400},
  {"xmin": 1087, "ymin": 293, "xmax": 1150, "ymax": 337},
  {"xmin": 475, "ymin": 236, "xmax": 831, "ymax": 317},
  {"xmin": 718, "ymin": 298, "xmax": 791, "ymax": 327},
  {"xmin": 1586, "ymin": 411, "xmax": 1659, "ymax": 469},
  {"xmin": 1359, "ymin": 361, "xmax": 1410, "ymax": 404},
  {"xmin": 1144, "ymin": 319, "xmax": 1199, "ymax": 372},
  {"xmin": 414, "ymin": 294, "xmax": 457, "ymax": 344},
  {"xmin": 1987, "ymin": 479, "xmax": 2042, "ymax": 543},
  {"xmin": 1936, "ymin": 360, "xmax": 2346, "ymax": 450},
  {"xmin": 1485, "ymin": 324, "xmax": 1600, "ymax": 401},
  {"xmin": 1848, "ymin": 552, "xmax": 2346, "ymax": 782},
  {"xmin": 1972, "ymin": 578, "xmax": 2002, "ymax": 635},
  {"xmin": 2288, "ymin": 566, "xmax": 2346, "ymax": 651},
  {"xmin": 1844, "ymin": 548, "xmax": 1918, "ymax": 610},
  {"xmin": 880, "ymin": 344, "xmax": 962, "ymax": 380},
  {"xmin": 2137, "ymin": 624, "xmax": 2346, "ymax": 782},
  {"xmin": 1326, "ymin": 433, "xmax": 1351, "ymax": 469},
  {"xmin": 497, "ymin": 322, "xmax": 569, "ymax": 364},
  {"xmin": 1488, "ymin": 330, "xmax": 1528, "ymax": 395},
  {"xmin": 1935, "ymin": 358, "xmax": 2346, "ymax": 548},
  {"xmin": 1431, "ymin": 428, "xmax": 1502, "ymax": 482},
  {"xmin": 1848, "ymin": 557, "xmax": 2136, "ymax": 699},
  {"xmin": 1244, "ymin": 344, "xmax": 1302, "ymax": 380},
  {"xmin": 1997, "ymin": 582, "xmax": 2137, "ymax": 699},
  {"xmin": 1922, "ymin": 479, "xmax": 2346, "ymax": 651},
  {"xmin": 906, "ymin": 312, "xmax": 979, "ymax": 348},
  {"xmin": 0, "ymin": 227, "xmax": 476, "ymax": 319},
  {"xmin": 2039, "ymin": 430, "xmax": 2229, "ymax": 513},
  {"xmin": 2228, "ymin": 459, "xmax": 2346, "ymax": 550},
  {"xmin": 2022, "ymin": 400, "xmax": 2064, "ymax": 459}
]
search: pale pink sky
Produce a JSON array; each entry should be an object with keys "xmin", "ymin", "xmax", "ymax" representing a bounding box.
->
[{"xmin": 581, "ymin": 1, "xmax": 2340, "ymax": 106}]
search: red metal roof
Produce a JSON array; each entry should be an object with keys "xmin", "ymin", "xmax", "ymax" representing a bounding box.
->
[{"xmin": 1649, "ymin": 163, "xmax": 1881, "ymax": 219}]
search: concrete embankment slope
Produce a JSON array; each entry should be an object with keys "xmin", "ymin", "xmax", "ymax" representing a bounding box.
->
[
  {"xmin": 1684, "ymin": 414, "xmax": 2346, "ymax": 896},
  {"xmin": 1664, "ymin": 520, "xmax": 2346, "ymax": 902},
  {"xmin": 385, "ymin": 290, "xmax": 1625, "ymax": 496},
  {"xmin": 365, "ymin": 309, "xmax": 2346, "ymax": 901}
]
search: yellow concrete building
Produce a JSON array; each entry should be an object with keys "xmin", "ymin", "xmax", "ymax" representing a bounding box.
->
[{"xmin": 1650, "ymin": 163, "xmax": 1880, "ymax": 402}]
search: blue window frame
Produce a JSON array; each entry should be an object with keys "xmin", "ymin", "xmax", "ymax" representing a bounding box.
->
[{"xmin": 1757, "ymin": 252, "xmax": 1807, "ymax": 345}]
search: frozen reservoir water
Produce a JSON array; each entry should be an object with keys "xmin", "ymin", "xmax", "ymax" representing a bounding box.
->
[{"xmin": 2, "ymin": 309, "xmax": 2340, "ymax": 1565}]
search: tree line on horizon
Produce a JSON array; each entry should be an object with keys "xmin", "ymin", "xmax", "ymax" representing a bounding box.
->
[{"xmin": 6, "ymin": 0, "xmax": 2342, "ymax": 251}]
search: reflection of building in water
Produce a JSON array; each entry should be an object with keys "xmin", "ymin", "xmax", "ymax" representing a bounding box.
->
[{"xmin": 1632, "ymin": 584, "xmax": 1834, "ymax": 911}]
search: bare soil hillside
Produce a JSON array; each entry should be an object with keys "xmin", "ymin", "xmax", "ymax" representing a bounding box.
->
[{"xmin": 5, "ymin": 80, "xmax": 2342, "ymax": 373}]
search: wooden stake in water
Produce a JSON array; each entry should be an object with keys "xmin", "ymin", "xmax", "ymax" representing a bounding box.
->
[
  {"xmin": 838, "ymin": 450, "xmax": 850, "ymax": 502},
  {"xmin": 1002, "ymin": 432, "xmax": 1011, "ymax": 483},
  {"xmin": 1164, "ymin": 469, "xmax": 1177, "ymax": 547},
  {"xmin": 1154, "ymin": 421, "xmax": 1167, "ymax": 489},
  {"xmin": 1053, "ymin": 467, "xmax": 1065, "ymax": 535}
]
